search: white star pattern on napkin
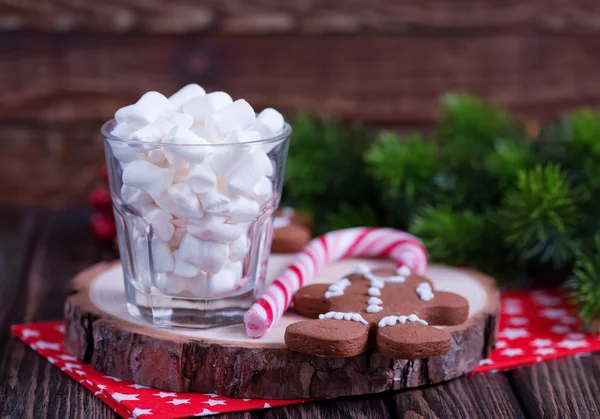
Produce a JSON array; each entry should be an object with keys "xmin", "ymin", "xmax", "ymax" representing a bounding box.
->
[
  {"xmin": 534, "ymin": 347, "xmax": 556, "ymax": 355},
  {"xmin": 203, "ymin": 400, "xmax": 226, "ymax": 407},
  {"xmin": 495, "ymin": 340, "xmax": 508, "ymax": 348},
  {"xmin": 499, "ymin": 327, "xmax": 530, "ymax": 340},
  {"xmin": 112, "ymin": 393, "xmax": 140, "ymax": 402},
  {"xmin": 131, "ymin": 407, "xmax": 152, "ymax": 417},
  {"xmin": 21, "ymin": 329, "xmax": 40, "ymax": 339},
  {"xmin": 153, "ymin": 392, "xmax": 177, "ymax": 398},
  {"xmin": 58, "ymin": 354, "xmax": 77, "ymax": 361},
  {"xmin": 129, "ymin": 384, "xmax": 150, "ymax": 389},
  {"xmin": 36, "ymin": 341, "xmax": 60, "ymax": 350},
  {"xmin": 567, "ymin": 333, "xmax": 585, "ymax": 340},
  {"xmin": 550, "ymin": 325, "xmax": 570, "ymax": 334},
  {"xmin": 104, "ymin": 375, "xmax": 123, "ymax": 382},
  {"xmin": 194, "ymin": 409, "xmax": 216, "ymax": 416},
  {"xmin": 533, "ymin": 295, "xmax": 562, "ymax": 306},
  {"xmin": 507, "ymin": 317, "xmax": 529, "ymax": 326},
  {"xmin": 559, "ymin": 317, "xmax": 578, "ymax": 325},
  {"xmin": 167, "ymin": 399, "xmax": 191, "ymax": 406},
  {"xmin": 479, "ymin": 359, "xmax": 493, "ymax": 366},
  {"xmin": 531, "ymin": 339, "xmax": 553, "ymax": 347},
  {"xmin": 62, "ymin": 362, "xmax": 82, "ymax": 372},
  {"xmin": 500, "ymin": 348, "xmax": 524, "ymax": 357},
  {"xmin": 539, "ymin": 308, "xmax": 568, "ymax": 319},
  {"xmin": 557, "ymin": 339, "xmax": 589, "ymax": 350}
]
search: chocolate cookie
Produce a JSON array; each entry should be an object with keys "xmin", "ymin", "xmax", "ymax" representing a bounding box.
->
[
  {"xmin": 271, "ymin": 207, "xmax": 312, "ymax": 253},
  {"xmin": 284, "ymin": 264, "xmax": 469, "ymax": 359}
]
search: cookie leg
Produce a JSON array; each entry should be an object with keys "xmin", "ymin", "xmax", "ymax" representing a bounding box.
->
[
  {"xmin": 421, "ymin": 291, "xmax": 469, "ymax": 326},
  {"xmin": 285, "ymin": 319, "xmax": 370, "ymax": 357},
  {"xmin": 376, "ymin": 323, "xmax": 451, "ymax": 359}
]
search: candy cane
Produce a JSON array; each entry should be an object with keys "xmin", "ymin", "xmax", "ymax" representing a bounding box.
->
[{"xmin": 244, "ymin": 227, "xmax": 428, "ymax": 338}]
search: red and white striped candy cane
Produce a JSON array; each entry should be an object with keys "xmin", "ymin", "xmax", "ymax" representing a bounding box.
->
[{"xmin": 244, "ymin": 227, "xmax": 428, "ymax": 338}]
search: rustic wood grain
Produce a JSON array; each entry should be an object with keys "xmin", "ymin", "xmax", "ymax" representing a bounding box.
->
[
  {"xmin": 1, "ymin": 34, "xmax": 599, "ymax": 125},
  {"xmin": 510, "ymin": 355, "xmax": 600, "ymax": 419},
  {"xmin": 390, "ymin": 372, "xmax": 526, "ymax": 418},
  {"xmin": 0, "ymin": 123, "xmax": 105, "ymax": 205},
  {"xmin": 1, "ymin": 0, "xmax": 600, "ymax": 33},
  {"xmin": 263, "ymin": 397, "xmax": 390, "ymax": 419},
  {"xmin": 0, "ymin": 209, "xmax": 117, "ymax": 419}
]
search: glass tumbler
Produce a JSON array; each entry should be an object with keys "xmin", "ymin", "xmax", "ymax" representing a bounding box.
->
[{"xmin": 102, "ymin": 119, "xmax": 291, "ymax": 328}]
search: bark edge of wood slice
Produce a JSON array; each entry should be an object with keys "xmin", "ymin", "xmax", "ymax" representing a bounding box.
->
[{"xmin": 64, "ymin": 261, "xmax": 500, "ymax": 399}]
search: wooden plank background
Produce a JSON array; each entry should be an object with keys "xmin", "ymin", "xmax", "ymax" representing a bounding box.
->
[{"xmin": 1, "ymin": 1, "xmax": 600, "ymax": 206}]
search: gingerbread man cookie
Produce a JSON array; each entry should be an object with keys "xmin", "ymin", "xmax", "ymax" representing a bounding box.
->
[{"xmin": 284, "ymin": 264, "xmax": 468, "ymax": 359}]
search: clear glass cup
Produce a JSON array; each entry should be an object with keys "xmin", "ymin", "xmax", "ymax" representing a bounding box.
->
[{"xmin": 101, "ymin": 119, "xmax": 291, "ymax": 328}]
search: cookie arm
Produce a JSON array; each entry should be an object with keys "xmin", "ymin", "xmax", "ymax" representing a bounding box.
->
[
  {"xmin": 419, "ymin": 291, "xmax": 469, "ymax": 326},
  {"xmin": 293, "ymin": 284, "xmax": 332, "ymax": 318},
  {"xmin": 376, "ymin": 322, "xmax": 451, "ymax": 359},
  {"xmin": 285, "ymin": 319, "xmax": 370, "ymax": 357}
]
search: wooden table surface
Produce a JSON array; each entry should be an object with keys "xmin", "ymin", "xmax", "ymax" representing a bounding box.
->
[{"xmin": 0, "ymin": 207, "xmax": 599, "ymax": 419}]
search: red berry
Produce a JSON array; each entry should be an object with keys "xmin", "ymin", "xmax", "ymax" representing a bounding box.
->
[
  {"xmin": 90, "ymin": 212, "xmax": 116, "ymax": 241},
  {"xmin": 100, "ymin": 164, "xmax": 109, "ymax": 183},
  {"xmin": 89, "ymin": 188, "xmax": 112, "ymax": 209}
]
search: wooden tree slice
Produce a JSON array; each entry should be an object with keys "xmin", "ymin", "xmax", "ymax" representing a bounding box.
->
[{"xmin": 64, "ymin": 256, "xmax": 500, "ymax": 399}]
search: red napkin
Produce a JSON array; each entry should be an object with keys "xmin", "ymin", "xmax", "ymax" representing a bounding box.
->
[{"xmin": 11, "ymin": 290, "xmax": 599, "ymax": 418}]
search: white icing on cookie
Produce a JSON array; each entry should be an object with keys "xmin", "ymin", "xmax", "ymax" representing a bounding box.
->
[
  {"xmin": 416, "ymin": 282, "xmax": 434, "ymax": 301},
  {"xmin": 396, "ymin": 266, "xmax": 412, "ymax": 276},
  {"xmin": 273, "ymin": 207, "xmax": 295, "ymax": 229},
  {"xmin": 378, "ymin": 314, "xmax": 428, "ymax": 328},
  {"xmin": 324, "ymin": 278, "xmax": 352, "ymax": 299},
  {"xmin": 354, "ymin": 263, "xmax": 372, "ymax": 275},
  {"xmin": 318, "ymin": 311, "xmax": 368, "ymax": 325},
  {"xmin": 365, "ymin": 272, "xmax": 405, "ymax": 284},
  {"xmin": 368, "ymin": 297, "xmax": 383, "ymax": 305},
  {"xmin": 368, "ymin": 287, "xmax": 381, "ymax": 297},
  {"xmin": 367, "ymin": 304, "xmax": 383, "ymax": 313}
]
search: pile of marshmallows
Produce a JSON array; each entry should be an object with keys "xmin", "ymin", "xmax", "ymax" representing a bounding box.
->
[{"xmin": 107, "ymin": 84, "xmax": 286, "ymax": 297}]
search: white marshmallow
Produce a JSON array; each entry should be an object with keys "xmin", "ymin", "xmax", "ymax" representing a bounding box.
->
[
  {"xmin": 205, "ymin": 99, "xmax": 255, "ymax": 141},
  {"xmin": 149, "ymin": 239, "xmax": 175, "ymax": 273},
  {"xmin": 121, "ymin": 185, "xmax": 152, "ymax": 210},
  {"xmin": 114, "ymin": 105, "xmax": 135, "ymax": 124},
  {"xmin": 178, "ymin": 234, "xmax": 229, "ymax": 273},
  {"xmin": 224, "ymin": 197, "xmax": 260, "ymax": 223},
  {"xmin": 107, "ymin": 139, "xmax": 142, "ymax": 163},
  {"xmin": 141, "ymin": 204, "xmax": 174, "ymax": 242},
  {"xmin": 156, "ymin": 274, "xmax": 186, "ymax": 294},
  {"xmin": 110, "ymin": 122, "xmax": 135, "ymax": 138},
  {"xmin": 168, "ymin": 183, "xmax": 203, "ymax": 220},
  {"xmin": 199, "ymin": 190, "xmax": 231, "ymax": 214},
  {"xmin": 127, "ymin": 119, "xmax": 173, "ymax": 152},
  {"xmin": 207, "ymin": 268, "xmax": 239, "ymax": 296},
  {"xmin": 172, "ymin": 251, "xmax": 200, "ymax": 278},
  {"xmin": 168, "ymin": 226, "xmax": 187, "ymax": 248},
  {"xmin": 122, "ymin": 160, "xmax": 174, "ymax": 198},
  {"xmin": 166, "ymin": 113, "xmax": 194, "ymax": 129},
  {"xmin": 229, "ymin": 234, "xmax": 249, "ymax": 262},
  {"xmin": 162, "ymin": 125, "xmax": 212, "ymax": 164},
  {"xmin": 182, "ymin": 92, "xmax": 233, "ymax": 126},
  {"xmin": 188, "ymin": 164, "xmax": 217, "ymax": 194},
  {"xmin": 128, "ymin": 91, "xmax": 170, "ymax": 126},
  {"xmin": 254, "ymin": 108, "xmax": 285, "ymax": 139},
  {"xmin": 168, "ymin": 84, "xmax": 206, "ymax": 111},
  {"xmin": 250, "ymin": 177, "xmax": 273, "ymax": 205},
  {"xmin": 229, "ymin": 261, "xmax": 243, "ymax": 279},
  {"xmin": 207, "ymin": 129, "xmax": 253, "ymax": 176},
  {"xmin": 147, "ymin": 148, "xmax": 167, "ymax": 164},
  {"xmin": 186, "ymin": 215, "xmax": 245, "ymax": 243},
  {"xmin": 226, "ymin": 150, "xmax": 273, "ymax": 195}
]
